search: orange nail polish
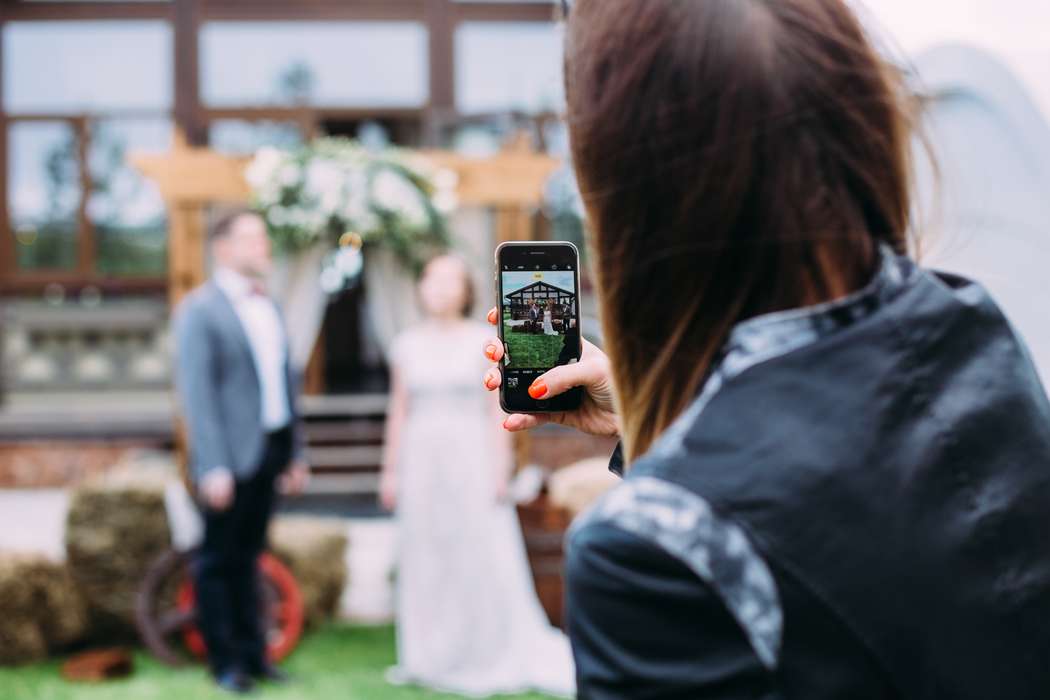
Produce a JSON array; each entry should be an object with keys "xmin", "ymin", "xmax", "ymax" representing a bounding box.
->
[
  {"xmin": 487, "ymin": 309, "xmax": 498, "ymax": 324},
  {"xmin": 484, "ymin": 374, "xmax": 497, "ymax": 390},
  {"xmin": 528, "ymin": 380, "xmax": 548, "ymax": 399},
  {"xmin": 485, "ymin": 344, "xmax": 497, "ymax": 360}
]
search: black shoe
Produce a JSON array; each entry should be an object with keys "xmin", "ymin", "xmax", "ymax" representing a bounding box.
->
[
  {"xmin": 251, "ymin": 664, "xmax": 291, "ymax": 685},
  {"xmin": 214, "ymin": 669, "xmax": 255, "ymax": 695}
]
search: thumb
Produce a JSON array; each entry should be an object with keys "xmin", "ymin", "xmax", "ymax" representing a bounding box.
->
[{"xmin": 530, "ymin": 362, "xmax": 593, "ymax": 399}]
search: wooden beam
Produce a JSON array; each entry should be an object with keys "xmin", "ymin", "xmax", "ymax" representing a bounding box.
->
[
  {"xmin": 423, "ymin": 148, "xmax": 559, "ymax": 208},
  {"xmin": 129, "ymin": 143, "xmax": 253, "ymax": 204},
  {"xmin": 0, "ymin": 274, "xmax": 166, "ymax": 295},
  {"xmin": 174, "ymin": 0, "xmax": 206, "ymax": 146},
  {"xmin": 6, "ymin": 111, "xmax": 171, "ymax": 122},
  {"xmin": 130, "ymin": 141, "xmax": 559, "ymax": 210},
  {"xmin": 0, "ymin": 23, "xmax": 11, "ymax": 279},
  {"xmin": 452, "ymin": 3, "xmax": 558, "ymax": 22},
  {"xmin": 0, "ymin": 115, "xmax": 11, "ymax": 277},
  {"xmin": 201, "ymin": 1, "xmax": 425, "ymax": 21},
  {"xmin": 203, "ymin": 107, "xmax": 424, "ymax": 123},
  {"xmin": 74, "ymin": 117, "xmax": 95, "ymax": 276},
  {"xmin": 1, "ymin": 2, "xmax": 173, "ymax": 21},
  {"xmin": 167, "ymin": 202, "xmax": 207, "ymax": 307},
  {"xmin": 494, "ymin": 205, "xmax": 536, "ymax": 244},
  {"xmin": 426, "ymin": 0, "xmax": 455, "ymax": 111}
]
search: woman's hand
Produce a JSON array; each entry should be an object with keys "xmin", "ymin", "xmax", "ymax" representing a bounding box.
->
[{"xmin": 483, "ymin": 307, "xmax": 620, "ymax": 437}]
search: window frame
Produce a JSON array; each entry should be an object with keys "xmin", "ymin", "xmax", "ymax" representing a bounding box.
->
[{"xmin": 0, "ymin": 0, "xmax": 561, "ymax": 296}]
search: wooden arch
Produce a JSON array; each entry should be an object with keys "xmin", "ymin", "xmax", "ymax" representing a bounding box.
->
[{"xmin": 130, "ymin": 130, "xmax": 562, "ymax": 306}]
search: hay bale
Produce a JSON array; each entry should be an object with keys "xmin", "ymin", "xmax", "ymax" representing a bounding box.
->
[
  {"xmin": 0, "ymin": 554, "xmax": 87, "ymax": 665},
  {"xmin": 270, "ymin": 517, "xmax": 348, "ymax": 629},
  {"xmin": 65, "ymin": 459, "xmax": 173, "ymax": 641},
  {"xmin": 0, "ymin": 618, "xmax": 46, "ymax": 666},
  {"xmin": 0, "ymin": 555, "xmax": 45, "ymax": 665},
  {"xmin": 21, "ymin": 558, "xmax": 89, "ymax": 649},
  {"xmin": 548, "ymin": 457, "xmax": 621, "ymax": 518}
]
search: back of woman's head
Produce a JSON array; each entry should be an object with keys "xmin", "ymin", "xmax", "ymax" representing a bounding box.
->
[{"xmin": 565, "ymin": 0, "xmax": 913, "ymax": 462}]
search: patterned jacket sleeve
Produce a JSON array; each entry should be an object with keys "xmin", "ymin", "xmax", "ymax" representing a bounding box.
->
[{"xmin": 565, "ymin": 479, "xmax": 784, "ymax": 699}]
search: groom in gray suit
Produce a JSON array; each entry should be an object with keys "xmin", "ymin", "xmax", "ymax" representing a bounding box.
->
[{"xmin": 173, "ymin": 207, "xmax": 310, "ymax": 694}]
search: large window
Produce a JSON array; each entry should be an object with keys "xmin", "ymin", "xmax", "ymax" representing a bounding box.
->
[
  {"xmin": 8, "ymin": 120, "xmax": 79, "ymax": 270},
  {"xmin": 455, "ymin": 21, "xmax": 564, "ymax": 114},
  {"xmin": 3, "ymin": 21, "xmax": 172, "ymax": 114},
  {"xmin": 0, "ymin": 3, "xmax": 568, "ymax": 296},
  {"xmin": 2, "ymin": 20, "xmax": 173, "ymax": 285},
  {"xmin": 88, "ymin": 119, "xmax": 171, "ymax": 276},
  {"xmin": 201, "ymin": 22, "xmax": 429, "ymax": 109}
]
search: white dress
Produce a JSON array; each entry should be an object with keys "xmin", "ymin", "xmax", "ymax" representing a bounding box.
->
[
  {"xmin": 542, "ymin": 309, "xmax": 557, "ymax": 336},
  {"xmin": 386, "ymin": 321, "xmax": 576, "ymax": 698}
]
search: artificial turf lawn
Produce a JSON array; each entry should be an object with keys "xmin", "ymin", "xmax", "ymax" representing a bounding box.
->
[
  {"xmin": 503, "ymin": 324, "xmax": 565, "ymax": 369},
  {"xmin": 0, "ymin": 625, "xmax": 555, "ymax": 700}
]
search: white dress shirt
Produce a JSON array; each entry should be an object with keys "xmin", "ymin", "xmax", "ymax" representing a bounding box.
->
[{"xmin": 214, "ymin": 267, "xmax": 292, "ymax": 431}]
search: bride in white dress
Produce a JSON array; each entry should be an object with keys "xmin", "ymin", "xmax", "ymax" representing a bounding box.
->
[
  {"xmin": 380, "ymin": 255, "xmax": 576, "ymax": 698},
  {"xmin": 542, "ymin": 306, "xmax": 557, "ymax": 336}
]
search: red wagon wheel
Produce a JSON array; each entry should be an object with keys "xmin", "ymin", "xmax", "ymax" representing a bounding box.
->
[
  {"xmin": 176, "ymin": 553, "xmax": 305, "ymax": 663},
  {"xmin": 135, "ymin": 548, "xmax": 304, "ymax": 666}
]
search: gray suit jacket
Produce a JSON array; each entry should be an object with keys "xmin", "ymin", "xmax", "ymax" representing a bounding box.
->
[{"xmin": 173, "ymin": 281, "xmax": 306, "ymax": 483}]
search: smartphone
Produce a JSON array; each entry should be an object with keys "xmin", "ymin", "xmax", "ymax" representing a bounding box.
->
[{"xmin": 495, "ymin": 241, "xmax": 584, "ymax": 413}]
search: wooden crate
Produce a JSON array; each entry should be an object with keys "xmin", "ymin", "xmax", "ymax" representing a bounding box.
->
[{"xmin": 517, "ymin": 495, "xmax": 574, "ymax": 629}]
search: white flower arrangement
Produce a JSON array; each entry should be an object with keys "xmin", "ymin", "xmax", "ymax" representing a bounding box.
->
[{"xmin": 245, "ymin": 138, "xmax": 457, "ymax": 273}]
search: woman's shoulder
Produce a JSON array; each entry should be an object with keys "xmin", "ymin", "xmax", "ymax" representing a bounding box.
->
[
  {"xmin": 567, "ymin": 474, "xmax": 783, "ymax": 670},
  {"xmin": 565, "ymin": 476, "xmax": 785, "ymax": 695}
]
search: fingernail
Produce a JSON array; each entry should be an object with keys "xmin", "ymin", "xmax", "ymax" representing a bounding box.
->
[
  {"xmin": 487, "ymin": 309, "xmax": 498, "ymax": 324},
  {"xmin": 484, "ymin": 373, "xmax": 497, "ymax": 390},
  {"xmin": 484, "ymin": 344, "xmax": 497, "ymax": 361},
  {"xmin": 528, "ymin": 379, "xmax": 548, "ymax": 399}
]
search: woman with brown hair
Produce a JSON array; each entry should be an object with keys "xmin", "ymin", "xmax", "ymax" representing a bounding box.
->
[{"xmin": 482, "ymin": 0, "xmax": 1050, "ymax": 697}]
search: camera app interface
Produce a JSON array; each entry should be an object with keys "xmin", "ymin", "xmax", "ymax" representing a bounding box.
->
[{"xmin": 500, "ymin": 263, "xmax": 579, "ymax": 396}]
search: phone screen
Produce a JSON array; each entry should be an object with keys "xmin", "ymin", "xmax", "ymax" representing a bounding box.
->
[{"xmin": 497, "ymin": 242, "xmax": 583, "ymax": 413}]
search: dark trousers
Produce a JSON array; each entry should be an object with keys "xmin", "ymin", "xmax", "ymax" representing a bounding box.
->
[{"xmin": 194, "ymin": 426, "xmax": 291, "ymax": 676}]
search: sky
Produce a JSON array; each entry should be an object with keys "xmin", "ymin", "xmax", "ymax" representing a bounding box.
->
[
  {"xmin": 501, "ymin": 271, "xmax": 575, "ymax": 300},
  {"xmin": 851, "ymin": 0, "xmax": 1050, "ymax": 122}
]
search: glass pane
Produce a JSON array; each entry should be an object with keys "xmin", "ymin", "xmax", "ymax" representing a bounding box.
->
[
  {"xmin": 3, "ymin": 21, "xmax": 173, "ymax": 114},
  {"xmin": 88, "ymin": 119, "xmax": 171, "ymax": 277},
  {"xmin": 209, "ymin": 120, "xmax": 305, "ymax": 156},
  {"xmin": 8, "ymin": 121, "xmax": 80, "ymax": 271},
  {"xmin": 455, "ymin": 22, "xmax": 565, "ymax": 114},
  {"xmin": 201, "ymin": 22, "xmax": 428, "ymax": 108}
]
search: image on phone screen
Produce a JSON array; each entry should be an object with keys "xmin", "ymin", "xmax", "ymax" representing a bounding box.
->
[{"xmin": 498, "ymin": 249, "xmax": 582, "ymax": 412}]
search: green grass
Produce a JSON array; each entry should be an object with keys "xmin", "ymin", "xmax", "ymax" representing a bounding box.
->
[
  {"xmin": 503, "ymin": 323, "xmax": 565, "ymax": 369},
  {"xmin": 0, "ymin": 625, "xmax": 554, "ymax": 700}
]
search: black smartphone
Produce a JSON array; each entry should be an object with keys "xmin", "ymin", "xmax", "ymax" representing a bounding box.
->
[{"xmin": 495, "ymin": 241, "xmax": 584, "ymax": 413}]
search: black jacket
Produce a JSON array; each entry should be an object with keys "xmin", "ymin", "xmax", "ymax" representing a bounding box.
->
[{"xmin": 566, "ymin": 250, "xmax": 1050, "ymax": 699}]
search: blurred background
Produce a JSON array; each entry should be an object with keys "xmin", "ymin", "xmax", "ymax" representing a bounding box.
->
[{"xmin": 0, "ymin": 0, "xmax": 1046, "ymax": 697}]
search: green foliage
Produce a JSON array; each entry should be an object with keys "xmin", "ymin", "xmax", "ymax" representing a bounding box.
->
[{"xmin": 0, "ymin": 625, "xmax": 553, "ymax": 700}]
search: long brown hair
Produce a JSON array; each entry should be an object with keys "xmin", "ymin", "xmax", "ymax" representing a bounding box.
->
[{"xmin": 565, "ymin": 0, "xmax": 914, "ymax": 463}]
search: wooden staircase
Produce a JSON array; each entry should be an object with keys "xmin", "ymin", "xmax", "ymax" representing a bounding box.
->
[{"xmin": 300, "ymin": 394, "xmax": 387, "ymax": 497}]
